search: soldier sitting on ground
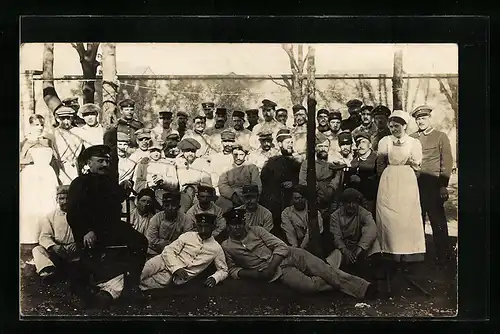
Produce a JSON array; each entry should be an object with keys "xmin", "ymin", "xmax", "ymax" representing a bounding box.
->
[{"xmin": 32, "ymin": 185, "xmax": 80, "ymax": 281}]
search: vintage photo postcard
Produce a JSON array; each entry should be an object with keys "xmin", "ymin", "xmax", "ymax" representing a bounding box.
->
[{"xmin": 19, "ymin": 42, "xmax": 458, "ymax": 318}]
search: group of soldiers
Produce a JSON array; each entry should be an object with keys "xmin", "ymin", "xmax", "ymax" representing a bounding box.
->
[{"xmin": 25, "ymin": 94, "xmax": 454, "ymax": 310}]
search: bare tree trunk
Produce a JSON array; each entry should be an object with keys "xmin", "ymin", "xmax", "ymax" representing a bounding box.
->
[
  {"xmin": 101, "ymin": 43, "xmax": 119, "ymax": 127},
  {"xmin": 20, "ymin": 71, "xmax": 35, "ymax": 139},
  {"xmin": 378, "ymin": 75, "xmax": 383, "ymax": 104},
  {"xmin": 424, "ymin": 78, "xmax": 430, "ymax": 103},
  {"xmin": 363, "ymin": 79, "xmax": 376, "ymax": 105},
  {"xmin": 404, "ymin": 75, "xmax": 410, "ymax": 111},
  {"xmin": 382, "ymin": 74, "xmax": 389, "ymax": 106},
  {"xmin": 392, "ymin": 50, "xmax": 404, "ymax": 110},
  {"xmin": 72, "ymin": 43, "xmax": 100, "ymax": 104},
  {"xmin": 307, "ymin": 46, "xmax": 316, "ymax": 99},
  {"xmin": 358, "ymin": 77, "xmax": 365, "ymax": 104},
  {"xmin": 410, "ymin": 78, "xmax": 422, "ymax": 112},
  {"xmin": 42, "ymin": 43, "xmax": 62, "ymax": 114}
]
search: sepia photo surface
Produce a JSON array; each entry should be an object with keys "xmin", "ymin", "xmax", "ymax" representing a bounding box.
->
[{"xmin": 20, "ymin": 43, "xmax": 458, "ymax": 317}]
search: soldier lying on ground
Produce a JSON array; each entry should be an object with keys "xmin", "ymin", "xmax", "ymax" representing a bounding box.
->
[
  {"xmin": 221, "ymin": 208, "xmax": 378, "ymax": 299},
  {"xmin": 140, "ymin": 213, "xmax": 228, "ymax": 292}
]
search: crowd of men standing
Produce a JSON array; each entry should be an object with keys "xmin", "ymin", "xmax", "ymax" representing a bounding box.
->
[{"xmin": 20, "ymin": 94, "xmax": 455, "ymax": 309}]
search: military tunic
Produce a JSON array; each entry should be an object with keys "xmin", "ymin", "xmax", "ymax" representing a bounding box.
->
[
  {"xmin": 215, "ymin": 163, "xmax": 262, "ymax": 212},
  {"xmin": 352, "ymin": 122, "xmax": 378, "ymax": 141},
  {"xmin": 183, "ymin": 129, "xmax": 215, "ymax": 158},
  {"xmin": 205, "ymin": 126, "xmax": 229, "ymax": 153},
  {"xmin": 116, "ymin": 118, "xmax": 144, "ymax": 149},
  {"xmin": 340, "ymin": 116, "xmax": 362, "ymax": 132},
  {"xmin": 371, "ymin": 127, "xmax": 391, "ymax": 151},
  {"xmin": 250, "ymin": 120, "xmax": 286, "ymax": 150},
  {"xmin": 206, "ymin": 152, "xmax": 234, "ymax": 194},
  {"xmin": 346, "ymin": 150, "xmax": 378, "ymax": 215},
  {"xmin": 145, "ymin": 211, "xmax": 193, "ymax": 255},
  {"xmin": 151, "ymin": 125, "xmax": 178, "ymax": 144}
]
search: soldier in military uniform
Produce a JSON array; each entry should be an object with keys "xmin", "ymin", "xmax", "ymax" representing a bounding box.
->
[
  {"xmin": 231, "ymin": 110, "xmax": 252, "ymax": 151},
  {"xmin": 247, "ymin": 130, "xmax": 279, "ymax": 172},
  {"xmin": 152, "ymin": 110, "xmax": 178, "ymax": 145},
  {"xmin": 183, "ymin": 114, "xmax": 214, "ymax": 158},
  {"xmin": 52, "ymin": 106, "xmax": 85, "ymax": 185},
  {"xmin": 60, "ymin": 97, "xmax": 86, "ymax": 127},
  {"xmin": 316, "ymin": 108, "xmax": 332, "ymax": 135},
  {"xmin": 174, "ymin": 111, "xmax": 189, "ymax": 140},
  {"xmin": 163, "ymin": 133, "xmax": 181, "ymax": 159},
  {"xmin": 129, "ymin": 128, "xmax": 153, "ymax": 164},
  {"xmin": 206, "ymin": 130, "xmax": 237, "ymax": 193},
  {"xmin": 245, "ymin": 109, "xmax": 260, "ymax": 131},
  {"xmin": 335, "ymin": 131, "xmax": 355, "ymax": 167},
  {"xmin": 410, "ymin": 105, "xmax": 454, "ymax": 264},
  {"xmin": 205, "ymin": 107, "xmax": 229, "ymax": 152},
  {"xmin": 250, "ymin": 99, "xmax": 286, "ymax": 150},
  {"xmin": 370, "ymin": 105, "xmax": 392, "ymax": 151},
  {"xmin": 327, "ymin": 111, "xmax": 343, "ymax": 161},
  {"xmin": 66, "ymin": 145, "xmax": 148, "ymax": 306},
  {"xmin": 346, "ymin": 133, "xmax": 378, "ymax": 217},
  {"xmin": 202, "ymin": 102, "xmax": 216, "ymax": 129},
  {"xmin": 275, "ymin": 108, "xmax": 289, "ymax": 127},
  {"xmin": 74, "ymin": 103, "xmax": 105, "ymax": 147},
  {"xmin": 341, "ymin": 99, "xmax": 363, "ymax": 132},
  {"xmin": 260, "ymin": 128, "xmax": 302, "ymax": 239},
  {"xmin": 103, "ymin": 99, "xmax": 144, "ymax": 182},
  {"xmin": 352, "ymin": 106, "xmax": 377, "ymax": 140},
  {"xmin": 291, "ymin": 104, "xmax": 308, "ymax": 161}
]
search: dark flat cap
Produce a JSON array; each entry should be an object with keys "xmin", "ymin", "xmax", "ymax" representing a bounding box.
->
[
  {"xmin": 221, "ymin": 130, "xmax": 236, "ymax": 142},
  {"xmin": 178, "ymin": 138, "xmax": 201, "ymax": 151},
  {"xmin": 193, "ymin": 114, "xmax": 207, "ymax": 121},
  {"xmin": 276, "ymin": 108, "xmax": 288, "ymax": 116},
  {"xmin": 411, "ymin": 105, "xmax": 433, "ymax": 118},
  {"xmin": 261, "ymin": 99, "xmax": 277, "ymax": 109},
  {"xmin": 242, "ymin": 184, "xmax": 259, "ymax": 196},
  {"xmin": 317, "ymin": 109, "xmax": 329, "ymax": 117},
  {"xmin": 134, "ymin": 128, "xmax": 152, "ymax": 139},
  {"xmin": 245, "ymin": 109, "xmax": 259, "ymax": 116},
  {"xmin": 276, "ymin": 128, "xmax": 292, "ymax": 142},
  {"xmin": 354, "ymin": 132, "xmax": 372, "ymax": 143},
  {"xmin": 223, "ymin": 208, "xmax": 247, "ymax": 225},
  {"xmin": 339, "ymin": 188, "xmax": 363, "ymax": 203},
  {"xmin": 360, "ymin": 105, "xmax": 374, "ymax": 113},
  {"xmin": 202, "ymin": 102, "xmax": 215, "ymax": 109},
  {"xmin": 232, "ymin": 110, "xmax": 245, "ymax": 118},
  {"xmin": 231, "ymin": 144, "xmax": 248, "ymax": 154},
  {"xmin": 177, "ymin": 111, "xmax": 189, "ymax": 117},
  {"xmin": 338, "ymin": 131, "xmax": 353, "ymax": 145},
  {"xmin": 162, "ymin": 191, "xmax": 181, "ymax": 202},
  {"xmin": 165, "ymin": 132, "xmax": 180, "ymax": 140},
  {"xmin": 197, "ymin": 184, "xmax": 216, "ymax": 194},
  {"xmin": 328, "ymin": 111, "xmax": 342, "ymax": 121},
  {"xmin": 372, "ymin": 105, "xmax": 391, "ymax": 118},
  {"xmin": 159, "ymin": 111, "xmax": 173, "ymax": 118},
  {"xmin": 55, "ymin": 106, "xmax": 76, "ymax": 117},
  {"xmin": 79, "ymin": 103, "xmax": 100, "ymax": 115},
  {"xmin": 215, "ymin": 108, "xmax": 227, "ymax": 115},
  {"xmin": 62, "ymin": 97, "xmax": 79, "ymax": 105},
  {"xmin": 346, "ymin": 99, "xmax": 363, "ymax": 108},
  {"xmin": 118, "ymin": 99, "xmax": 135, "ymax": 108},
  {"xmin": 195, "ymin": 213, "xmax": 217, "ymax": 225},
  {"xmin": 292, "ymin": 104, "xmax": 306, "ymax": 113},
  {"xmin": 137, "ymin": 188, "xmax": 155, "ymax": 200},
  {"xmin": 56, "ymin": 185, "xmax": 70, "ymax": 195},
  {"xmin": 291, "ymin": 184, "xmax": 308, "ymax": 197},
  {"xmin": 257, "ymin": 129, "xmax": 273, "ymax": 140},
  {"xmin": 82, "ymin": 145, "xmax": 111, "ymax": 161}
]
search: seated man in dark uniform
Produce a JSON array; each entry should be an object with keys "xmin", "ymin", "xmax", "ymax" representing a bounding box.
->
[{"xmin": 66, "ymin": 145, "xmax": 148, "ymax": 307}]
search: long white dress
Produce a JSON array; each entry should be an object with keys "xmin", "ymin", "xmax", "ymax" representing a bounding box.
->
[
  {"xmin": 20, "ymin": 146, "xmax": 59, "ymax": 244},
  {"xmin": 375, "ymin": 134, "xmax": 426, "ymax": 261}
]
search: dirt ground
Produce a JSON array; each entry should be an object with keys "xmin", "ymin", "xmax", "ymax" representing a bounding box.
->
[{"xmin": 19, "ymin": 174, "xmax": 458, "ymax": 318}]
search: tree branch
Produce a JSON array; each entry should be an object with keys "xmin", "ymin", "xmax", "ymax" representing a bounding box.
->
[
  {"xmin": 269, "ymin": 76, "xmax": 289, "ymax": 89},
  {"xmin": 281, "ymin": 75, "xmax": 293, "ymax": 91},
  {"xmin": 281, "ymin": 43, "xmax": 299, "ymax": 71},
  {"xmin": 437, "ymin": 78, "xmax": 458, "ymax": 112},
  {"xmin": 71, "ymin": 43, "xmax": 85, "ymax": 59}
]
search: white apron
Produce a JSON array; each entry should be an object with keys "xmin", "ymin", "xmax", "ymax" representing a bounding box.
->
[
  {"xmin": 376, "ymin": 137, "xmax": 425, "ymax": 255},
  {"xmin": 20, "ymin": 147, "xmax": 58, "ymax": 244}
]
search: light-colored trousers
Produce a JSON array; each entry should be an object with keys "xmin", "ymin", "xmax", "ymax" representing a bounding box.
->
[
  {"xmin": 279, "ymin": 248, "xmax": 370, "ymax": 299},
  {"xmin": 325, "ymin": 249, "xmax": 344, "ymax": 269},
  {"xmin": 139, "ymin": 254, "xmax": 174, "ymax": 291},
  {"xmin": 32, "ymin": 245, "xmax": 79, "ymax": 274}
]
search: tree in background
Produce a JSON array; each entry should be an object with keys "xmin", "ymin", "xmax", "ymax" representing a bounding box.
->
[
  {"xmin": 100, "ymin": 43, "xmax": 119, "ymax": 128},
  {"xmin": 270, "ymin": 44, "xmax": 315, "ymax": 106},
  {"xmin": 392, "ymin": 49, "xmax": 404, "ymax": 110},
  {"xmin": 71, "ymin": 43, "xmax": 100, "ymax": 104}
]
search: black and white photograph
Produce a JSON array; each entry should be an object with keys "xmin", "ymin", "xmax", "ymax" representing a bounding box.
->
[{"xmin": 19, "ymin": 42, "xmax": 459, "ymax": 317}]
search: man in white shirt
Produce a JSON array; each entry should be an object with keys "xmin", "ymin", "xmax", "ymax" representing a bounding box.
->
[
  {"xmin": 74, "ymin": 104, "xmax": 105, "ymax": 147},
  {"xmin": 139, "ymin": 213, "xmax": 228, "ymax": 291}
]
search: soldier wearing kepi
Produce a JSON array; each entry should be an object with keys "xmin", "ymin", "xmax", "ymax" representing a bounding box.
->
[
  {"xmin": 66, "ymin": 145, "xmax": 148, "ymax": 306},
  {"xmin": 275, "ymin": 108, "xmax": 289, "ymax": 127},
  {"xmin": 335, "ymin": 131, "xmax": 355, "ymax": 167},
  {"xmin": 370, "ymin": 105, "xmax": 392, "ymax": 151},
  {"xmin": 250, "ymin": 99, "xmax": 286, "ymax": 150},
  {"xmin": 316, "ymin": 108, "xmax": 332, "ymax": 135},
  {"xmin": 352, "ymin": 105, "xmax": 377, "ymax": 140},
  {"xmin": 183, "ymin": 114, "xmax": 213, "ymax": 158},
  {"xmin": 247, "ymin": 130, "xmax": 279, "ymax": 172},
  {"xmin": 410, "ymin": 105, "xmax": 454, "ymax": 264},
  {"xmin": 327, "ymin": 111, "xmax": 343, "ymax": 161},
  {"xmin": 74, "ymin": 103, "xmax": 105, "ymax": 147},
  {"xmin": 151, "ymin": 110, "xmax": 178, "ymax": 145},
  {"xmin": 202, "ymin": 102, "xmax": 216, "ymax": 129},
  {"xmin": 206, "ymin": 130, "xmax": 236, "ymax": 193},
  {"xmin": 110, "ymin": 99, "xmax": 144, "ymax": 150},
  {"xmin": 205, "ymin": 107, "xmax": 229, "ymax": 152},
  {"xmin": 129, "ymin": 128, "xmax": 153, "ymax": 164},
  {"xmin": 245, "ymin": 109, "xmax": 260, "ymax": 132},
  {"xmin": 341, "ymin": 99, "xmax": 363, "ymax": 132},
  {"xmin": 174, "ymin": 111, "xmax": 189, "ymax": 140},
  {"xmin": 291, "ymin": 104, "xmax": 308, "ymax": 161},
  {"xmin": 231, "ymin": 110, "xmax": 253, "ymax": 151}
]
